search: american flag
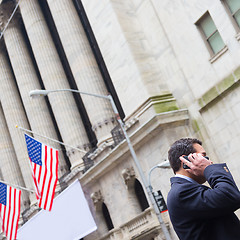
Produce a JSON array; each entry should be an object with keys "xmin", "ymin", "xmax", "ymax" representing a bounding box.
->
[
  {"xmin": 24, "ymin": 134, "xmax": 58, "ymax": 211},
  {"xmin": 0, "ymin": 182, "xmax": 21, "ymax": 240}
]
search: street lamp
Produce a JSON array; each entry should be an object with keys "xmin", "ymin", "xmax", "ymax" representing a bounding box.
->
[{"xmin": 29, "ymin": 89, "xmax": 172, "ymax": 240}]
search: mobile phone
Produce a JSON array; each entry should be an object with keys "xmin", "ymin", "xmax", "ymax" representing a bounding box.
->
[
  {"xmin": 182, "ymin": 156, "xmax": 190, "ymax": 169},
  {"xmin": 182, "ymin": 155, "xmax": 209, "ymax": 169}
]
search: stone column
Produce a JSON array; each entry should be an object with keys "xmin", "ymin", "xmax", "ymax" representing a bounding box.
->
[
  {"xmin": 0, "ymin": 44, "xmax": 35, "ymax": 203},
  {"xmin": 47, "ymin": 0, "xmax": 117, "ymax": 144},
  {"xmin": 0, "ymin": 104, "xmax": 29, "ymax": 210},
  {"xmin": 19, "ymin": 0, "xmax": 90, "ymax": 170},
  {"xmin": 3, "ymin": 14, "xmax": 68, "ymax": 178}
]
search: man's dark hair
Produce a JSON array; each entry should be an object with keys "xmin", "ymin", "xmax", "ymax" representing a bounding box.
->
[{"xmin": 168, "ymin": 138, "xmax": 202, "ymax": 173}]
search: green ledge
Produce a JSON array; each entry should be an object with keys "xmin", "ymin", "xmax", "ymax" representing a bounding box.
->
[
  {"xmin": 234, "ymin": 67, "xmax": 240, "ymax": 79},
  {"xmin": 198, "ymin": 66, "xmax": 240, "ymax": 109},
  {"xmin": 151, "ymin": 94, "xmax": 179, "ymax": 113}
]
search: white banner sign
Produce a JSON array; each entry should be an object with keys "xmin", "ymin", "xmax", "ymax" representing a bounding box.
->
[{"xmin": 17, "ymin": 180, "xmax": 97, "ymax": 240}]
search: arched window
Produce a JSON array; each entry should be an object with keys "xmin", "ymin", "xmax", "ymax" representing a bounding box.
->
[
  {"xmin": 102, "ymin": 202, "xmax": 114, "ymax": 230},
  {"xmin": 134, "ymin": 179, "xmax": 149, "ymax": 211}
]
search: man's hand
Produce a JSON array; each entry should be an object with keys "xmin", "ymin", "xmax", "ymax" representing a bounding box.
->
[{"xmin": 180, "ymin": 153, "xmax": 213, "ymax": 176}]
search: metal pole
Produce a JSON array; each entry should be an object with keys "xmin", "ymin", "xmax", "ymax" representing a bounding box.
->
[
  {"xmin": 108, "ymin": 95, "xmax": 172, "ymax": 240},
  {"xmin": 0, "ymin": 0, "xmax": 20, "ymax": 40},
  {"xmin": 30, "ymin": 89, "xmax": 172, "ymax": 239},
  {"xmin": 0, "ymin": 179, "xmax": 35, "ymax": 193},
  {"xmin": 16, "ymin": 125, "xmax": 87, "ymax": 154}
]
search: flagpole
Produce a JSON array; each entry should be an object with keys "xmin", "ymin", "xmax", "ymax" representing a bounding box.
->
[
  {"xmin": 0, "ymin": 0, "xmax": 20, "ymax": 40},
  {"xmin": 0, "ymin": 179, "xmax": 35, "ymax": 193},
  {"xmin": 16, "ymin": 125, "xmax": 87, "ymax": 154}
]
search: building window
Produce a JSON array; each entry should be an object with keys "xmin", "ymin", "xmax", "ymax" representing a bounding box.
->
[
  {"xmin": 196, "ymin": 12, "xmax": 225, "ymax": 56},
  {"xmin": 222, "ymin": 0, "xmax": 240, "ymax": 31},
  {"xmin": 134, "ymin": 179, "xmax": 149, "ymax": 211},
  {"xmin": 102, "ymin": 203, "xmax": 114, "ymax": 231}
]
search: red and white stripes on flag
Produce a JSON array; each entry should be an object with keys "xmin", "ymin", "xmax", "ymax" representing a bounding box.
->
[
  {"xmin": 24, "ymin": 134, "xmax": 58, "ymax": 211},
  {"xmin": 0, "ymin": 183, "xmax": 21, "ymax": 240}
]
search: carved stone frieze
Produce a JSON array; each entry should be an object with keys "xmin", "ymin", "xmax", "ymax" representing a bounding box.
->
[
  {"xmin": 92, "ymin": 116, "xmax": 116, "ymax": 132},
  {"xmin": 121, "ymin": 166, "xmax": 136, "ymax": 188},
  {"xmin": 91, "ymin": 190, "xmax": 104, "ymax": 211},
  {"xmin": 66, "ymin": 143, "xmax": 91, "ymax": 157}
]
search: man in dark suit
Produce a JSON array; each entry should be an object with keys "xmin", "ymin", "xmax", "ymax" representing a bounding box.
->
[{"xmin": 167, "ymin": 138, "xmax": 240, "ymax": 240}]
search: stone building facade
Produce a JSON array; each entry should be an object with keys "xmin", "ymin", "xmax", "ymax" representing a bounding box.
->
[{"xmin": 0, "ymin": 0, "xmax": 240, "ymax": 239}]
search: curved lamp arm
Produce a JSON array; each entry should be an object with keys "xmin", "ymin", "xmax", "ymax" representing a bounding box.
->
[
  {"xmin": 29, "ymin": 89, "xmax": 110, "ymax": 100},
  {"xmin": 148, "ymin": 161, "xmax": 170, "ymax": 191}
]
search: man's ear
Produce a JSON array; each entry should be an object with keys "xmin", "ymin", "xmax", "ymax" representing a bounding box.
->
[
  {"xmin": 179, "ymin": 156, "xmax": 184, "ymax": 165},
  {"xmin": 180, "ymin": 161, "xmax": 185, "ymax": 170},
  {"xmin": 178, "ymin": 158, "xmax": 184, "ymax": 171}
]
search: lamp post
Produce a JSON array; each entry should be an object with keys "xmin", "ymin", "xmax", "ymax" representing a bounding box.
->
[{"xmin": 29, "ymin": 89, "xmax": 172, "ymax": 240}]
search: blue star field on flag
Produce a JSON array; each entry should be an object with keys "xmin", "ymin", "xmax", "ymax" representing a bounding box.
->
[
  {"xmin": 0, "ymin": 183, "xmax": 7, "ymax": 205},
  {"xmin": 25, "ymin": 134, "xmax": 42, "ymax": 166}
]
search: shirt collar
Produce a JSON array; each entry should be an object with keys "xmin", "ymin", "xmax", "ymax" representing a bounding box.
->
[{"xmin": 175, "ymin": 174, "xmax": 199, "ymax": 184}]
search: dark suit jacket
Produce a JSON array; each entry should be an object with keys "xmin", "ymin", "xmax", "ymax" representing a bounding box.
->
[{"xmin": 167, "ymin": 164, "xmax": 240, "ymax": 240}]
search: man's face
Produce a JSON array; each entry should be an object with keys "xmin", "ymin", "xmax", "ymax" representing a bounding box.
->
[
  {"xmin": 193, "ymin": 143, "xmax": 207, "ymax": 158},
  {"xmin": 190, "ymin": 143, "xmax": 208, "ymax": 184}
]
